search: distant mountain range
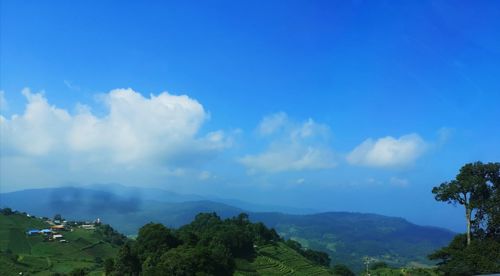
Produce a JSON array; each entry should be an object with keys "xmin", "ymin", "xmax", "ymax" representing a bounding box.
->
[{"xmin": 0, "ymin": 185, "xmax": 455, "ymax": 272}]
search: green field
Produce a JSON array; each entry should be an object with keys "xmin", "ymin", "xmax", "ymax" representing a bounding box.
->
[
  {"xmin": 235, "ymin": 242, "xmax": 333, "ymax": 275},
  {"xmin": 0, "ymin": 213, "xmax": 119, "ymax": 275}
]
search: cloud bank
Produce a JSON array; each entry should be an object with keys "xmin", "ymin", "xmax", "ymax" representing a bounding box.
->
[
  {"xmin": 347, "ymin": 134, "xmax": 427, "ymax": 167},
  {"xmin": 0, "ymin": 88, "xmax": 230, "ymax": 168},
  {"xmin": 239, "ymin": 113, "xmax": 336, "ymax": 173}
]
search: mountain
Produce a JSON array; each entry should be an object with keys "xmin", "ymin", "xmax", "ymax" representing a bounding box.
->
[
  {"xmin": 250, "ymin": 212, "xmax": 454, "ymax": 271},
  {"xmin": 86, "ymin": 183, "xmax": 318, "ymax": 214},
  {"xmin": 0, "ymin": 186, "xmax": 455, "ymax": 272}
]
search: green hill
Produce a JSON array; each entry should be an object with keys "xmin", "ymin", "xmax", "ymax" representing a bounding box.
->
[
  {"xmin": 0, "ymin": 211, "xmax": 122, "ymax": 275},
  {"xmin": 235, "ymin": 242, "xmax": 333, "ymax": 275},
  {"xmin": 1, "ymin": 209, "xmax": 337, "ymax": 275}
]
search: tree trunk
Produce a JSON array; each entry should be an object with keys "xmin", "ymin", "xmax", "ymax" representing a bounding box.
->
[{"xmin": 465, "ymin": 205, "xmax": 471, "ymax": 246}]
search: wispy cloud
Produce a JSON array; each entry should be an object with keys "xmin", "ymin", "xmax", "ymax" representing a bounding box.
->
[
  {"xmin": 390, "ymin": 177, "xmax": 410, "ymax": 187},
  {"xmin": 64, "ymin": 80, "xmax": 81, "ymax": 91},
  {"xmin": 258, "ymin": 112, "xmax": 288, "ymax": 136}
]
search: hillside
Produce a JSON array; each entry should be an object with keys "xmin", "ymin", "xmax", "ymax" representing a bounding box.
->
[
  {"xmin": 235, "ymin": 242, "xmax": 333, "ymax": 275},
  {"xmin": 1, "ymin": 187, "xmax": 454, "ymax": 272},
  {"xmin": 0, "ymin": 211, "xmax": 123, "ymax": 275},
  {"xmin": 251, "ymin": 212, "xmax": 454, "ymax": 271},
  {"xmin": 0, "ymin": 209, "xmax": 335, "ymax": 275}
]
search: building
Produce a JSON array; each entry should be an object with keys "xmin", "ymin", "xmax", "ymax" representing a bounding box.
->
[
  {"xmin": 80, "ymin": 224, "xmax": 95, "ymax": 230},
  {"xmin": 51, "ymin": 225, "xmax": 65, "ymax": 231},
  {"xmin": 27, "ymin": 229, "xmax": 40, "ymax": 235}
]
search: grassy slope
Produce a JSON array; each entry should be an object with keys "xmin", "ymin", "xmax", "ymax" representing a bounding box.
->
[
  {"xmin": 0, "ymin": 213, "xmax": 119, "ymax": 275},
  {"xmin": 235, "ymin": 242, "xmax": 333, "ymax": 276},
  {"xmin": 361, "ymin": 267, "xmax": 442, "ymax": 276}
]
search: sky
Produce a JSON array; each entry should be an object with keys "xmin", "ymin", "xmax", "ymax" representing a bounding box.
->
[{"xmin": 1, "ymin": 1, "xmax": 499, "ymax": 232}]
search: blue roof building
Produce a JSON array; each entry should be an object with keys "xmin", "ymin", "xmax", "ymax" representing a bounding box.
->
[{"xmin": 27, "ymin": 229, "xmax": 40, "ymax": 235}]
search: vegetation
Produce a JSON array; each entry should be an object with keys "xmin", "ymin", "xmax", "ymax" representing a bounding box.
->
[
  {"xmin": 252, "ymin": 212, "xmax": 453, "ymax": 272},
  {"xmin": 0, "ymin": 209, "xmax": 122, "ymax": 275},
  {"xmin": 1, "ymin": 186, "xmax": 455, "ymax": 272},
  {"xmin": 430, "ymin": 161, "xmax": 500, "ymax": 275},
  {"xmin": 285, "ymin": 238, "xmax": 331, "ymax": 267},
  {"xmin": 106, "ymin": 212, "xmax": 337, "ymax": 275}
]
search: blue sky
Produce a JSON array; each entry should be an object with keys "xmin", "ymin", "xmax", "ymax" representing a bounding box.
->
[{"xmin": 1, "ymin": 1, "xmax": 499, "ymax": 231}]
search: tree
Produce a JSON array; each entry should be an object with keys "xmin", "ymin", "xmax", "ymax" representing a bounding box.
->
[
  {"xmin": 432, "ymin": 162, "xmax": 492, "ymax": 245},
  {"xmin": 135, "ymin": 223, "xmax": 180, "ymax": 262},
  {"xmin": 68, "ymin": 268, "xmax": 87, "ymax": 276},
  {"xmin": 114, "ymin": 242, "xmax": 141, "ymax": 276},
  {"xmin": 104, "ymin": 258, "xmax": 115, "ymax": 275},
  {"xmin": 474, "ymin": 162, "xmax": 500, "ymax": 238},
  {"xmin": 1, "ymin": 207, "xmax": 13, "ymax": 215},
  {"xmin": 430, "ymin": 162, "xmax": 500, "ymax": 275},
  {"xmin": 332, "ymin": 264, "xmax": 355, "ymax": 276},
  {"xmin": 54, "ymin": 214, "xmax": 62, "ymax": 221},
  {"xmin": 370, "ymin": 261, "xmax": 388, "ymax": 270},
  {"xmin": 429, "ymin": 234, "xmax": 500, "ymax": 275}
]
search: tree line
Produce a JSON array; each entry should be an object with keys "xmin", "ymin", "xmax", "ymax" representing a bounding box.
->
[{"xmin": 104, "ymin": 212, "xmax": 341, "ymax": 275}]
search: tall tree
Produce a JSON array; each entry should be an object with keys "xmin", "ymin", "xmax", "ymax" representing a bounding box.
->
[{"xmin": 432, "ymin": 162, "xmax": 492, "ymax": 245}]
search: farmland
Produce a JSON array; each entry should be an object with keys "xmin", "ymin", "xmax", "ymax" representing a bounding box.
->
[
  {"xmin": 235, "ymin": 242, "xmax": 333, "ymax": 275},
  {"xmin": 0, "ymin": 212, "xmax": 119, "ymax": 275}
]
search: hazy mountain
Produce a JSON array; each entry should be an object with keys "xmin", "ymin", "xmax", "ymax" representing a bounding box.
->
[
  {"xmin": 0, "ymin": 186, "xmax": 454, "ymax": 271},
  {"xmin": 85, "ymin": 183, "xmax": 318, "ymax": 214}
]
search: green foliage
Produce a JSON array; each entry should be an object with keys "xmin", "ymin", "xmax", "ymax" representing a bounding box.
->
[
  {"xmin": 332, "ymin": 264, "xmax": 355, "ymax": 276},
  {"xmin": 370, "ymin": 261, "xmax": 389, "ymax": 270},
  {"xmin": 97, "ymin": 224, "xmax": 128, "ymax": 246},
  {"xmin": 430, "ymin": 162, "xmax": 500, "ymax": 275},
  {"xmin": 114, "ymin": 242, "xmax": 141, "ymax": 276},
  {"xmin": 104, "ymin": 258, "xmax": 114, "ymax": 275},
  {"xmin": 429, "ymin": 234, "xmax": 500, "ymax": 275},
  {"xmin": 68, "ymin": 267, "xmax": 88, "ymax": 276},
  {"xmin": 1, "ymin": 208, "xmax": 13, "ymax": 216},
  {"xmin": 135, "ymin": 223, "xmax": 180, "ymax": 262},
  {"xmin": 145, "ymin": 245, "xmax": 233, "ymax": 276},
  {"xmin": 109, "ymin": 212, "xmax": 334, "ymax": 275}
]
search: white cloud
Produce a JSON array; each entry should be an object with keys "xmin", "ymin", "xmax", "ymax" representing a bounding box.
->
[
  {"xmin": 296, "ymin": 178, "xmax": 305, "ymax": 184},
  {"xmin": 347, "ymin": 134, "xmax": 427, "ymax": 167},
  {"xmin": 0, "ymin": 90, "xmax": 7, "ymax": 111},
  {"xmin": 390, "ymin": 177, "xmax": 410, "ymax": 187},
  {"xmin": 1, "ymin": 88, "xmax": 230, "ymax": 167},
  {"xmin": 239, "ymin": 113, "xmax": 336, "ymax": 173},
  {"xmin": 258, "ymin": 112, "xmax": 287, "ymax": 136}
]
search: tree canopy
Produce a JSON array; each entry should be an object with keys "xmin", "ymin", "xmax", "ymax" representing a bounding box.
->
[
  {"xmin": 106, "ymin": 212, "xmax": 287, "ymax": 276},
  {"xmin": 430, "ymin": 161, "xmax": 500, "ymax": 275}
]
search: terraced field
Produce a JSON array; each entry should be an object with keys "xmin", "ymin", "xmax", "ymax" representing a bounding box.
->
[
  {"xmin": 235, "ymin": 242, "xmax": 333, "ymax": 275},
  {"xmin": 0, "ymin": 213, "xmax": 119, "ymax": 275}
]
